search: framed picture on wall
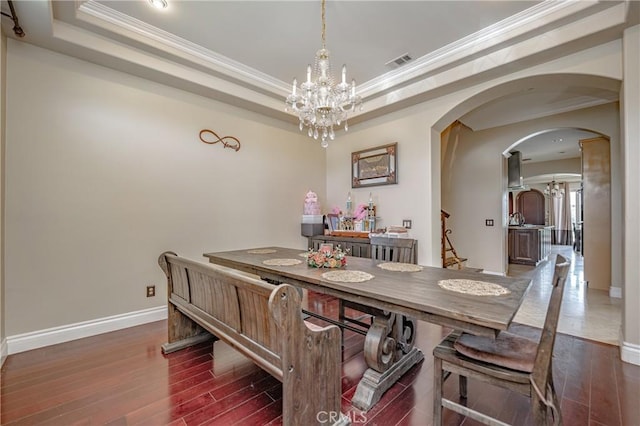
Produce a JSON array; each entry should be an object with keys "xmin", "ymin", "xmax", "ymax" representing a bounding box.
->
[{"xmin": 352, "ymin": 143, "xmax": 397, "ymax": 188}]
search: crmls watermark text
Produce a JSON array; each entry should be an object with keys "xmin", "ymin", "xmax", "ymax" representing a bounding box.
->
[{"xmin": 316, "ymin": 410, "xmax": 367, "ymax": 423}]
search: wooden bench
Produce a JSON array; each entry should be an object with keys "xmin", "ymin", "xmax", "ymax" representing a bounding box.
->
[{"xmin": 158, "ymin": 251, "xmax": 349, "ymax": 426}]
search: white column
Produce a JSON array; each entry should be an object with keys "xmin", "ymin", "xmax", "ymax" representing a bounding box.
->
[
  {"xmin": 621, "ymin": 24, "xmax": 640, "ymax": 365},
  {"xmin": 0, "ymin": 31, "xmax": 6, "ymax": 367}
]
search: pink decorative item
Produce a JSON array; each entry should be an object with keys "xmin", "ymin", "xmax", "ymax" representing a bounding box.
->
[
  {"xmin": 354, "ymin": 203, "xmax": 368, "ymax": 221},
  {"xmin": 303, "ymin": 191, "xmax": 322, "ymax": 215}
]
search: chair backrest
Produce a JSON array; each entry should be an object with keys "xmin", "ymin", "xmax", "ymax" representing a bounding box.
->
[
  {"xmin": 531, "ymin": 254, "xmax": 570, "ymax": 390},
  {"xmin": 370, "ymin": 236, "xmax": 417, "ymax": 264}
]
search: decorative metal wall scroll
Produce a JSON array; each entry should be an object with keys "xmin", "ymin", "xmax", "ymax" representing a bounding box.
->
[{"xmin": 199, "ymin": 129, "xmax": 241, "ymax": 152}]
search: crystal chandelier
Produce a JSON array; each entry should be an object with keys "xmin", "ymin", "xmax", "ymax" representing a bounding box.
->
[
  {"xmin": 544, "ymin": 180, "xmax": 565, "ymax": 198},
  {"xmin": 285, "ymin": 0, "xmax": 362, "ymax": 148}
]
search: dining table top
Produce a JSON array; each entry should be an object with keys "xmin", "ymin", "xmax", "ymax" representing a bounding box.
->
[{"xmin": 203, "ymin": 246, "xmax": 532, "ymax": 338}]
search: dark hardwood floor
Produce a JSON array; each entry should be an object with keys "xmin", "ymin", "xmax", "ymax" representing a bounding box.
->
[{"xmin": 2, "ymin": 291, "xmax": 638, "ymax": 425}]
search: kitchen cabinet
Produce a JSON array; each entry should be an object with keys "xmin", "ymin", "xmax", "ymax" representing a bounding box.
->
[{"xmin": 508, "ymin": 226, "xmax": 552, "ymax": 266}]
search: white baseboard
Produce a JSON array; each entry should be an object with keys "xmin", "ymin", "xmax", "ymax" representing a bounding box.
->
[
  {"xmin": 610, "ymin": 286, "xmax": 622, "ymax": 298},
  {"xmin": 7, "ymin": 306, "xmax": 167, "ymax": 355},
  {"xmin": 621, "ymin": 340, "xmax": 640, "ymax": 366},
  {"xmin": 481, "ymin": 270, "xmax": 506, "ymax": 276},
  {"xmin": 1, "ymin": 337, "xmax": 8, "ymax": 368}
]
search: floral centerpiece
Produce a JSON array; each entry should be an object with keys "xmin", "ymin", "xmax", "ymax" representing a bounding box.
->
[{"xmin": 307, "ymin": 245, "xmax": 348, "ymax": 268}]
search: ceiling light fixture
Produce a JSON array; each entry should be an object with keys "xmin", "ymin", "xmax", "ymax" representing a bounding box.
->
[
  {"xmin": 544, "ymin": 179, "xmax": 565, "ymax": 198},
  {"xmin": 148, "ymin": 0, "xmax": 168, "ymax": 10},
  {"xmin": 285, "ymin": 0, "xmax": 362, "ymax": 148}
]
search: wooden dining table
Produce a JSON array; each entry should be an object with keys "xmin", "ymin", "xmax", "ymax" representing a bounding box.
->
[{"xmin": 203, "ymin": 246, "xmax": 531, "ymax": 411}]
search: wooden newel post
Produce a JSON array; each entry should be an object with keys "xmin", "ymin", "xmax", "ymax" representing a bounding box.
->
[{"xmin": 269, "ymin": 284, "xmax": 350, "ymax": 426}]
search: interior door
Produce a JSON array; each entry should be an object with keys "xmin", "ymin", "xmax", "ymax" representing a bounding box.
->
[{"xmin": 516, "ymin": 189, "xmax": 545, "ymax": 225}]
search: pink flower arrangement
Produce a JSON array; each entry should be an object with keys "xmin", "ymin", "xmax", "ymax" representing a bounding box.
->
[
  {"xmin": 307, "ymin": 246, "xmax": 348, "ymax": 268},
  {"xmin": 353, "ymin": 203, "xmax": 368, "ymax": 221},
  {"xmin": 332, "ymin": 204, "xmax": 368, "ymax": 220}
]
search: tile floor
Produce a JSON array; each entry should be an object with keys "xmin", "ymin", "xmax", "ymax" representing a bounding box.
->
[{"xmin": 511, "ymin": 245, "xmax": 622, "ymax": 345}]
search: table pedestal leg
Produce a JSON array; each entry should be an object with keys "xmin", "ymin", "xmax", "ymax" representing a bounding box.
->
[{"xmin": 351, "ymin": 313, "xmax": 424, "ymax": 411}]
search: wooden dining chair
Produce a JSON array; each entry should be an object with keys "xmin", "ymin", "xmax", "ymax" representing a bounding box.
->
[
  {"xmin": 433, "ymin": 254, "xmax": 570, "ymax": 426},
  {"xmin": 339, "ymin": 236, "xmax": 417, "ymax": 330},
  {"xmin": 369, "ymin": 236, "xmax": 417, "ymax": 263}
]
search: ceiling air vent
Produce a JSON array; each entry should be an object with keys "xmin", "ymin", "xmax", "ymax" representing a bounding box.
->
[{"xmin": 385, "ymin": 53, "xmax": 413, "ymax": 68}]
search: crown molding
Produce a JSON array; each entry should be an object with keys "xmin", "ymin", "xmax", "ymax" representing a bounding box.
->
[
  {"xmin": 76, "ymin": 0, "xmax": 291, "ymax": 95},
  {"xmin": 74, "ymin": 0, "xmax": 602, "ymax": 102},
  {"xmin": 358, "ymin": 2, "xmax": 627, "ymax": 119},
  {"xmin": 339, "ymin": 1, "xmax": 600, "ymax": 97},
  {"xmin": 33, "ymin": 0, "xmax": 628, "ymax": 124}
]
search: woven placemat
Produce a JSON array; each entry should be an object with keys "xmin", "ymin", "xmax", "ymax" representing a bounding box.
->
[
  {"xmin": 262, "ymin": 258, "xmax": 302, "ymax": 266},
  {"xmin": 322, "ymin": 270, "xmax": 374, "ymax": 283},
  {"xmin": 438, "ymin": 279, "xmax": 511, "ymax": 296},
  {"xmin": 377, "ymin": 263, "xmax": 423, "ymax": 272},
  {"xmin": 247, "ymin": 249, "xmax": 277, "ymax": 254},
  {"xmin": 298, "ymin": 252, "xmax": 310, "ymax": 258}
]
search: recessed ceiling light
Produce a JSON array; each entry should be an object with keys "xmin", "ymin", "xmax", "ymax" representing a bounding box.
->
[{"xmin": 149, "ymin": 0, "xmax": 168, "ymax": 10}]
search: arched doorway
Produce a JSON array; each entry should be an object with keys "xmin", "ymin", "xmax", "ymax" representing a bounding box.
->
[{"xmin": 435, "ymin": 74, "xmax": 620, "ymax": 275}]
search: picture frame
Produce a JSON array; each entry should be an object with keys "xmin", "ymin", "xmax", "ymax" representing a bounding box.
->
[
  {"xmin": 352, "ymin": 142, "xmax": 398, "ymax": 188},
  {"xmin": 326, "ymin": 214, "xmax": 340, "ymax": 233},
  {"xmin": 319, "ymin": 243, "xmax": 333, "ymax": 252}
]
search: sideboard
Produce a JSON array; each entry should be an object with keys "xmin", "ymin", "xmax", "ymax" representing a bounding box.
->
[{"xmin": 307, "ymin": 235, "xmax": 372, "ymax": 258}]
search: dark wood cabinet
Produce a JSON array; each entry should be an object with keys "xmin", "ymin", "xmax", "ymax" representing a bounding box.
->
[
  {"xmin": 508, "ymin": 226, "xmax": 552, "ymax": 266},
  {"xmin": 516, "ymin": 190, "xmax": 545, "ymax": 225}
]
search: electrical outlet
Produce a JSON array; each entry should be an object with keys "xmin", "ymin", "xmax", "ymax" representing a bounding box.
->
[
  {"xmin": 146, "ymin": 285, "xmax": 155, "ymax": 297},
  {"xmin": 402, "ymin": 219, "xmax": 412, "ymax": 229}
]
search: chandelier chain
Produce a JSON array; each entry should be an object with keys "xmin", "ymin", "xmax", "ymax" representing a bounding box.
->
[{"xmin": 321, "ymin": 0, "xmax": 326, "ymax": 49}]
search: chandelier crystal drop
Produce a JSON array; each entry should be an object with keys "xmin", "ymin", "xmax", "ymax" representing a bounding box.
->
[{"xmin": 285, "ymin": 0, "xmax": 362, "ymax": 148}]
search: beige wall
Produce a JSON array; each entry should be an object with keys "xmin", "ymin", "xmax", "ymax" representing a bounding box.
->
[
  {"xmin": 522, "ymin": 158, "xmax": 582, "ymax": 178},
  {"xmin": 1, "ymin": 29, "xmax": 6, "ymax": 365},
  {"xmin": 4, "ymin": 40, "xmax": 325, "ymax": 336},
  {"xmin": 621, "ymin": 25, "xmax": 640, "ymax": 362}
]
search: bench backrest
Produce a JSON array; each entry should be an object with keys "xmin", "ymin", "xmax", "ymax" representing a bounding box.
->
[
  {"xmin": 159, "ymin": 251, "xmax": 347, "ymax": 424},
  {"xmin": 160, "ymin": 251, "xmax": 282, "ymax": 377}
]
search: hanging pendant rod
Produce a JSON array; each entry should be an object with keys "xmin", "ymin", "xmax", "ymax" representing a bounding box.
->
[{"xmin": 1, "ymin": 0, "xmax": 25, "ymax": 38}]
